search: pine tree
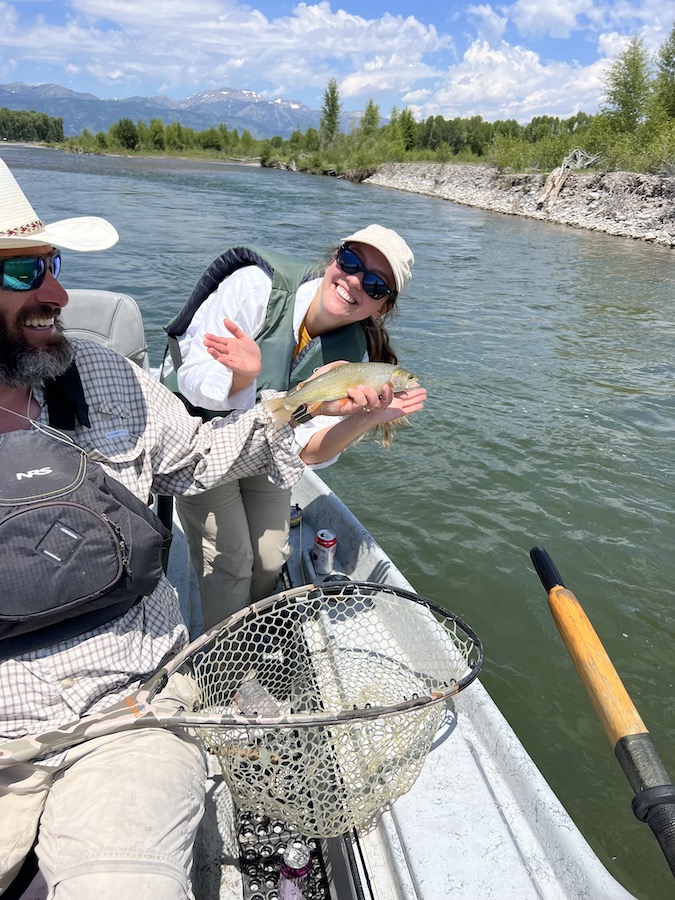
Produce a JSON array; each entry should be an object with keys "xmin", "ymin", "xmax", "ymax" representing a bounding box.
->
[
  {"xmin": 320, "ymin": 78, "xmax": 342, "ymax": 145},
  {"xmin": 399, "ymin": 108, "xmax": 418, "ymax": 151},
  {"xmin": 360, "ymin": 100, "xmax": 380, "ymax": 136}
]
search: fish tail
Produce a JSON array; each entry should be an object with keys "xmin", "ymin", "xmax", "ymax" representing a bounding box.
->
[{"xmin": 261, "ymin": 396, "xmax": 292, "ymax": 428}]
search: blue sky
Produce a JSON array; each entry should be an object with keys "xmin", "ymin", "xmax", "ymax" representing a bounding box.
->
[{"xmin": 0, "ymin": 1, "xmax": 672, "ymax": 123}]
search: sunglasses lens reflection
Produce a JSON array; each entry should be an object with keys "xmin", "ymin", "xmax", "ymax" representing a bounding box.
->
[
  {"xmin": 1, "ymin": 251, "xmax": 61, "ymax": 292},
  {"xmin": 2, "ymin": 258, "xmax": 45, "ymax": 291},
  {"xmin": 336, "ymin": 246, "xmax": 392, "ymax": 301},
  {"xmin": 364, "ymin": 274, "xmax": 394, "ymax": 300}
]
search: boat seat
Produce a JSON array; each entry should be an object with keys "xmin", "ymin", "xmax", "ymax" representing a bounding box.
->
[{"xmin": 61, "ymin": 289, "xmax": 150, "ymax": 370}]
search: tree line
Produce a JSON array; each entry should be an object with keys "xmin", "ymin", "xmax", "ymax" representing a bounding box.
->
[
  {"xmin": 6, "ymin": 23, "xmax": 675, "ymax": 177},
  {"xmin": 0, "ymin": 108, "xmax": 64, "ymax": 143}
]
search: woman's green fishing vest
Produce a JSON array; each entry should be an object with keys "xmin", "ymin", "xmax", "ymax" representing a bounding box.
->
[{"xmin": 163, "ymin": 246, "xmax": 367, "ymax": 419}]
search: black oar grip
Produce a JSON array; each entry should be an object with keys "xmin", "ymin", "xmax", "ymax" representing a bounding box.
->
[
  {"xmin": 529, "ymin": 546, "xmax": 565, "ymax": 591},
  {"xmin": 615, "ymin": 734, "xmax": 675, "ymax": 876},
  {"xmin": 616, "ymin": 733, "xmax": 673, "ymax": 794},
  {"xmin": 633, "ymin": 787, "xmax": 675, "ymax": 821},
  {"xmin": 634, "ymin": 794, "xmax": 675, "ymax": 876}
]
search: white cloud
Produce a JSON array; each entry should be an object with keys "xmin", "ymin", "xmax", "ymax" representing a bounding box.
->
[
  {"xmin": 508, "ymin": 0, "xmax": 590, "ymax": 40},
  {"xmin": 467, "ymin": 4, "xmax": 508, "ymax": 43},
  {"xmin": 412, "ymin": 38, "xmax": 609, "ymax": 122},
  {"xmin": 0, "ymin": 1, "xmax": 448, "ymax": 105}
]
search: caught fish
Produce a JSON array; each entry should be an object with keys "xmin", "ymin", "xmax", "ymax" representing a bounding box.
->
[{"xmin": 262, "ymin": 362, "xmax": 420, "ymax": 426}]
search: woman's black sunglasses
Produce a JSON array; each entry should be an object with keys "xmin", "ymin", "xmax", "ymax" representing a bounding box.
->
[
  {"xmin": 336, "ymin": 245, "xmax": 396, "ymax": 302},
  {"xmin": 0, "ymin": 249, "xmax": 62, "ymax": 292}
]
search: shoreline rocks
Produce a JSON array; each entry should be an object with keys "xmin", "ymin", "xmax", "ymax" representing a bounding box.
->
[{"xmin": 364, "ymin": 163, "xmax": 675, "ymax": 249}]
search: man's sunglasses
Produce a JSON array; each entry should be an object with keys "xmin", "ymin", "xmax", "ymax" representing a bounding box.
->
[
  {"xmin": 336, "ymin": 245, "xmax": 395, "ymax": 302},
  {"xmin": 0, "ymin": 249, "xmax": 62, "ymax": 292}
]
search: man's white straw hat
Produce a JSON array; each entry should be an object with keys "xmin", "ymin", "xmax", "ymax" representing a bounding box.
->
[
  {"xmin": 0, "ymin": 157, "xmax": 118, "ymax": 251},
  {"xmin": 341, "ymin": 223, "xmax": 414, "ymax": 296}
]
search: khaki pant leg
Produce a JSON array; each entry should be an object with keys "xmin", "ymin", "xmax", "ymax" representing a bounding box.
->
[
  {"xmin": 0, "ymin": 762, "xmax": 53, "ymax": 892},
  {"xmin": 37, "ymin": 673, "xmax": 206, "ymax": 900},
  {"xmin": 176, "ymin": 482, "xmax": 253, "ymax": 629},
  {"xmin": 239, "ymin": 474, "xmax": 292, "ymax": 603}
]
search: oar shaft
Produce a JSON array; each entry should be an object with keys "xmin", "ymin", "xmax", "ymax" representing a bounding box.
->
[{"xmin": 547, "ymin": 584, "xmax": 647, "ymax": 749}]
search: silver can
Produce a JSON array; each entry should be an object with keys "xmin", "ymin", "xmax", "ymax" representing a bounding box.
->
[{"xmin": 311, "ymin": 529, "xmax": 337, "ymax": 575}]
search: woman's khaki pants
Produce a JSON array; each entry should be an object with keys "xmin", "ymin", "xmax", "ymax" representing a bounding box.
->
[{"xmin": 176, "ymin": 473, "xmax": 292, "ymax": 629}]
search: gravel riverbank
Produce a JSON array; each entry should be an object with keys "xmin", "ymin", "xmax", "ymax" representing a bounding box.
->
[{"xmin": 364, "ymin": 162, "xmax": 675, "ymax": 249}]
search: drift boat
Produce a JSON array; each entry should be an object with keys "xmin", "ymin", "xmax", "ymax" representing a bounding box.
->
[{"xmin": 51, "ymin": 289, "xmax": 638, "ymax": 900}]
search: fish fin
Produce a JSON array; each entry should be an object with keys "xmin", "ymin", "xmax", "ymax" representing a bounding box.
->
[
  {"xmin": 323, "ymin": 398, "xmax": 352, "ymax": 415},
  {"xmin": 261, "ymin": 396, "xmax": 292, "ymax": 429},
  {"xmin": 261, "ymin": 397, "xmax": 327, "ymax": 430}
]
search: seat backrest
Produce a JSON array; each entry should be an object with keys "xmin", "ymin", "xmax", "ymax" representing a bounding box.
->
[{"xmin": 61, "ymin": 289, "xmax": 149, "ymax": 370}]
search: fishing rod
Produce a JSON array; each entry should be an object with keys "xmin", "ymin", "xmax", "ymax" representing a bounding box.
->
[{"xmin": 529, "ymin": 546, "xmax": 675, "ymax": 878}]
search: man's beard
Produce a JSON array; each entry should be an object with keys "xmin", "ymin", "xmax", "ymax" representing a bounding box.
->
[{"xmin": 0, "ymin": 320, "xmax": 75, "ymax": 388}]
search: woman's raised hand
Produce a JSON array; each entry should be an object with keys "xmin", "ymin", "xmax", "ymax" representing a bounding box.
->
[{"xmin": 204, "ymin": 319, "xmax": 262, "ymax": 379}]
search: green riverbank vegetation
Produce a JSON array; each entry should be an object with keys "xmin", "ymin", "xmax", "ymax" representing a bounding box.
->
[
  {"xmin": 3, "ymin": 24, "xmax": 674, "ymax": 180},
  {"xmin": 0, "ymin": 108, "xmax": 64, "ymax": 143}
]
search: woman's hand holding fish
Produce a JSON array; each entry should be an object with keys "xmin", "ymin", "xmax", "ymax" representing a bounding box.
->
[
  {"xmin": 360, "ymin": 386, "xmax": 427, "ymax": 423},
  {"xmin": 314, "ymin": 378, "xmax": 426, "ymax": 421},
  {"xmin": 298, "ymin": 382, "xmax": 426, "ymax": 466},
  {"xmin": 316, "ymin": 383, "xmax": 388, "ymax": 418},
  {"xmin": 262, "ymin": 360, "xmax": 422, "ymax": 426}
]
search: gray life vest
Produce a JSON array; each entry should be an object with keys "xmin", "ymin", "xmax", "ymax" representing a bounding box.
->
[
  {"xmin": 0, "ymin": 426, "xmax": 172, "ymax": 658},
  {"xmin": 163, "ymin": 245, "xmax": 367, "ymax": 418}
]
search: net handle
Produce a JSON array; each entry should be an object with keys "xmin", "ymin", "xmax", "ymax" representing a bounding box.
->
[{"xmin": 0, "ymin": 585, "xmax": 314, "ymax": 767}]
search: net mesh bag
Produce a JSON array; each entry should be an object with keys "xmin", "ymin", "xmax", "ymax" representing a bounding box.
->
[{"xmin": 190, "ymin": 581, "xmax": 483, "ymax": 837}]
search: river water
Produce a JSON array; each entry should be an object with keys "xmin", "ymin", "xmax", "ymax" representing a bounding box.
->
[{"xmin": 3, "ymin": 145, "xmax": 674, "ymax": 899}]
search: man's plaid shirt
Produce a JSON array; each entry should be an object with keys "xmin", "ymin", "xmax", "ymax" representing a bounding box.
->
[{"xmin": 0, "ymin": 339, "xmax": 303, "ymax": 746}]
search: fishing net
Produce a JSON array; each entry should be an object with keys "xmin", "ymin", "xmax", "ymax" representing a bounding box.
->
[{"xmin": 190, "ymin": 581, "xmax": 483, "ymax": 837}]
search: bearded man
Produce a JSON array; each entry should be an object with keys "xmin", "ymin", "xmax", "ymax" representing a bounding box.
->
[{"xmin": 0, "ymin": 156, "xmax": 384, "ymax": 899}]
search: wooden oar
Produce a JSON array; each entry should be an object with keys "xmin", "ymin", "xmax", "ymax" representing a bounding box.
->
[{"xmin": 529, "ymin": 546, "xmax": 675, "ymax": 877}]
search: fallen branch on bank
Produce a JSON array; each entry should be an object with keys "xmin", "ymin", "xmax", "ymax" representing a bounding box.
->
[{"xmin": 537, "ymin": 148, "xmax": 601, "ymax": 211}]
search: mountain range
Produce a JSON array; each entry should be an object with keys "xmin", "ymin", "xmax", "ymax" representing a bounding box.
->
[{"xmin": 0, "ymin": 82, "xmax": 330, "ymax": 139}]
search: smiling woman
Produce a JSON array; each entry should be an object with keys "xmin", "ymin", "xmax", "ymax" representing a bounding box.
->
[{"xmin": 161, "ymin": 224, "xmax": 427, "ymax": 629}]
